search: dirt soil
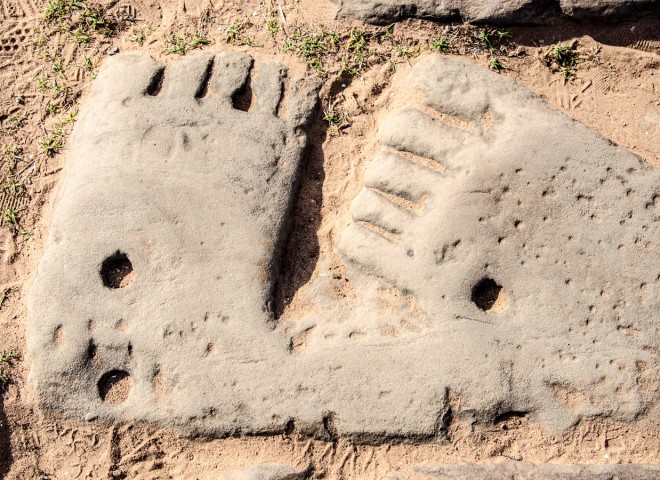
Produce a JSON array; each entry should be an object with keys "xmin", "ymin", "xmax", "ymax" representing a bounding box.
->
[{"xmin": 0, "ymin": 0, "xmax": 659, "ymax": 478}]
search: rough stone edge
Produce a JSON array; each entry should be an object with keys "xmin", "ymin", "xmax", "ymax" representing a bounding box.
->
[
  {"xmin": 331, "ymin": 0, "xmax": 660, "ymax": 26},
  {"xmin": 414, "ymin": 462, "xmax": 660, "ymax": 479}
]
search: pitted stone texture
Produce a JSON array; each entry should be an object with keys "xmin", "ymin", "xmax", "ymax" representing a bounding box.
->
[
  {"xmin": 28, "ymin": 52, "xmax": 659, "ymax": 441},
  {"xmin": 413, "ymin": 463, "xmax": 660, "ymax": 479},
  {"xmin": 338, "ymin": 56, "xmax": 659, "ymax": 430},
  {"xmin": 29, "ymin": 51, "xmax": 446, "ymax": 442},
  {"xmin": 333, "ymin": 0, "xmax": 660, "ymax": 24},
  {"xmin": 27, "ymin": 51, "xmax": 320, "ymax": 435}
]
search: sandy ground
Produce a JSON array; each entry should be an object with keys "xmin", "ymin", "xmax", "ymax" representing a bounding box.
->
[{"xmin": 0, "ymin": 0, "xmax": 659, "ymax": 478}]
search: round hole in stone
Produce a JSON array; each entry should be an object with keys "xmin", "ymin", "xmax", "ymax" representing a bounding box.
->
[
  {"xmin": 101, "ymin": 252, "xmax": 133, "ymax": 288},
  {"xmin": 472, "ymin": 278, "xmax": 504, "ymax": 312},
  {"xmin": 98, "ymin": 370, "xmax": 132, "ymax": 404}
]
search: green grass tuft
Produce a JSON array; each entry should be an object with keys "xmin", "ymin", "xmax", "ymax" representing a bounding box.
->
[
  {"xmin": 542, "ymin": 42, "xmax": 582, "ymax": 79},
  {"xmin": 0, "ymin": 349, "xmax": 18, "ymax": 391},
  {"xmin": 163, "ymin": 33, "xmax": 211, "ymax": 55}
]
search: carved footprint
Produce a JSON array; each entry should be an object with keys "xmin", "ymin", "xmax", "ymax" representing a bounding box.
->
[
  {"xmin": 28, "ymin": 52, "xmax": 318, "ymax": 420},
  {"xmin": 339, "ymin": 56, "xmax": 659, "ymax": 427},
  {"xmin": 341, "ymin": 56, "xmax": 658, "ymax": 324},
  {"xmin": 26, "ymin": 53, "xmax": 659, "ymax": 437}
]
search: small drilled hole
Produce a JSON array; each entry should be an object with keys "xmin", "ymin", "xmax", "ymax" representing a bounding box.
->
[
  {"xmin": 472, "ymin": 278, "xmax": 504, "ymax": 312},
  {"xmin": 98, "ymin": 370, "xmax": 132, "ymax": 404},
  {"xmin": 101, "ymin": 252, "xmax": 133, "ymax": 288}
]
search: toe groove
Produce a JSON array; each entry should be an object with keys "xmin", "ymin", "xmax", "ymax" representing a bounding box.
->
[
  {"xmin": 232, "ymin": 64, "xmax": 254, "ymax": 112},
  {"xmin": 146, "ymin": 67, "xmax": 165, "ymax": 97},
  {"xmin": 355, "ymin": 221, "xmax": 399, "ymax": 242},
  {"xmin": 383, "ymin": 146, "xmax": 446, "ymax": 174},
  {"xmin": 195, "ymin": 58, "xmax": 215, "ymax": 99},
  {"xmin": 369, "ymin": 187, "xmax": 426, "ymax": 214}
]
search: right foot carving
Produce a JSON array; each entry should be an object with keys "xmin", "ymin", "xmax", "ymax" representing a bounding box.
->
[
  {"xmin": 341, "ymin": 56, "xmax": 658, "ymax": 327},
  {"xmin": 339, "ymin": 56, "xmax": 659, "ymax": 427}
]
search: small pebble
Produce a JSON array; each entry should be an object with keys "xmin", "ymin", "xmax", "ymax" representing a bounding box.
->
[{"xmin": 107, "ymin": 45, "xmax": 119, "ymax": 55}]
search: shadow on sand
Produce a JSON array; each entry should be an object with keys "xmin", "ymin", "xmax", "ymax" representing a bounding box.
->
[{"xmin": 0, "ymin": 394, "xmax": 12, "ymax": 477}]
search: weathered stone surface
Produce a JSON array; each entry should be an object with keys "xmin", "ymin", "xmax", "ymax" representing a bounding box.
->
[
  {"xmin": 336, "ymin": 56, "xmax": 659, "ymax": 431},
  {"xmin": 221, "ymin": 463, "xmax": 660, "ymax": 479},
  {"xmin": 561, "ymin": 0, "xmax": 660, "ymax": 18},
  {"xmin": 332, "ymin": 0, "xmax": 660, "ymax": 25},
  {"xmin": 28, "ymin": 53, "xmax": 658, "ymax": 441},
  {"xmin": 27, "ymin": 51, "xmax": 322, "ymax": 436},
  {"xmin": 218, "ymin": 464, "xmax": 308, "ymax": 480},
  {"xmin": 413, "ymin": 463, "xmax": 660, "ymax": 479}
]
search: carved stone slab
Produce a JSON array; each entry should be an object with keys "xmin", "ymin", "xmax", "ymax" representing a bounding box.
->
[{"xmin": 28, "ymin": 53, "xmax": 658, "ymax": 441}]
